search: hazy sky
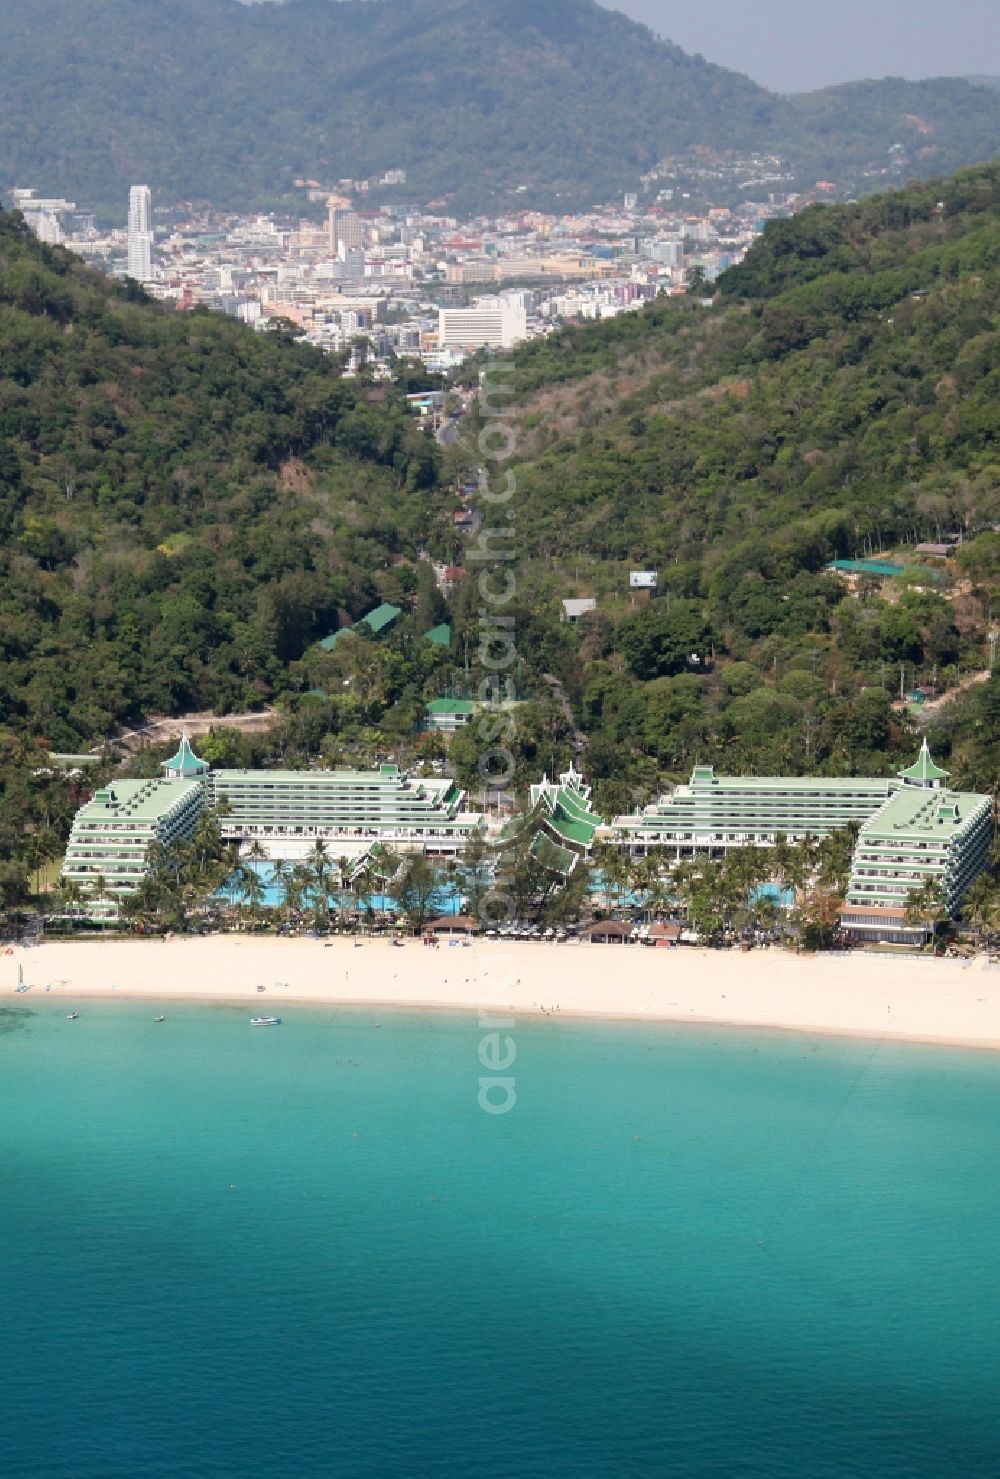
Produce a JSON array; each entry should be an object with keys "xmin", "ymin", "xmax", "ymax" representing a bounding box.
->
[{"xmin": 602, "ymin": 0, "xmax": 1000, "ymax": 92}]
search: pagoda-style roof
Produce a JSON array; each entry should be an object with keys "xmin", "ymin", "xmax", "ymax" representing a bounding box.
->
[
  {"xmin": 897, "ymin": 738, "xmax": 949, "ymax": 787},
  {"xmin": 162, "ymin": 732, "xmax": 209, "ymax": 778}
]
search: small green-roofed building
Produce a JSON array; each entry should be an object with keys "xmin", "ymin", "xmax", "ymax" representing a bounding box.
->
[
  {"xmin": 424, "ymin": 622, "xmax": 452, "ymax": 648},
  {"xmin": 826, "ymin": 558, "xmax": 941, "ymax": 584},
  {"xmin": 827, "ymin": 559, "xmax": 905, "ymax": 577},
  {"xmin": 359, "ymin": 602, "xmax": 402, "ymax": 635},
  {"xmin": 318, "ymin": 602, "xmax": 403, "ymax": 651},
  {"xmin": 424, "ymin": 697, "xmax": 475, "ymax": 733}
]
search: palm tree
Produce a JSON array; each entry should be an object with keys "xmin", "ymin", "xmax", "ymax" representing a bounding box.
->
[
  {"xmin": 905, "ymin": 877, "xmax": 950, "ymax": 944},
  {"xmin": 349, "ymin": 856, "xmax": 379, "ymax": 930},
  {"xmin": 307, "ymin": 839, "xmax": 332, "ymax": 930},
  {"xmin": 269, "ymin": 857, "xmax": 290, "ymax": 894},
  {"xmin": 594, "ymin": 842, "xmax": 628, "ymax": 914},
  {"xmin": 27, "ymin": 828, "xmax": 62, "ymax": 898},
  {"xmin": 55, "ymin": 875, "xmax": 83, "ymax": 913},
  {"xmin": 964, "ymin": 873, "xmax": 1000, "ymax": 946},
  {"xmin": 88, "ymin": 873, "xmax": 112, "ymax": 927},
  {"xmin": 235, "ymin": 862, "xmax": 267, "ymax": 928},
  {"xmin": 125, "ymin": 874, "xmax": 163, "ymax": 933},
  {"xmin": 279, "ymin": 864, "xmax": 309, "ymax": 925}
]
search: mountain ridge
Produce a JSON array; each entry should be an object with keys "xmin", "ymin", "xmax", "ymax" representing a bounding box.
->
[{"xmin": 2, "ymin": 0, "xmax": 1000, "ymax": 215}]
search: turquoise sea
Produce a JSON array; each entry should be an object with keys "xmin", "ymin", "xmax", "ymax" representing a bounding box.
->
[{"xmin": 3, "ymin": 1002, "xmax": 1000, "ymax": 1477}]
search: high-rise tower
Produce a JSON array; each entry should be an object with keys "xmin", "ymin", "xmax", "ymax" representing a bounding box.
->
[
  {"xmin": 328, "ymin": 204, "xmax": 364, "ymax": 256},
  {"xmin": 127, "ymin": 184, "xmax": 153, "ymax": 282}
]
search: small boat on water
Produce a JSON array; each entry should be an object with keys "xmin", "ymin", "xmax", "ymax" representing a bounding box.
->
[
  {"xmin": 67, "ymin": 1012, "xmax": 79, "ymax": 1021},
  {"xmin": 250, "ymin": 1015, "xmax": 282, "ymax": 1027},
  {"xmin": 154, "ymin": 1015, "xmax": 165, "ymax": 1023}
]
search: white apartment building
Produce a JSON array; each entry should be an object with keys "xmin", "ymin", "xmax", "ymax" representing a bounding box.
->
[
  {"xmin": 11, "ymin": 189, "xmax": 77, "ymax": 245},
  {"xmin": 438, "ymin": 299, "xmax": 527, "ymax": 352},
  {"xmin": 127, "ymin": 184, "xmax": 153, "ymax": 282}
]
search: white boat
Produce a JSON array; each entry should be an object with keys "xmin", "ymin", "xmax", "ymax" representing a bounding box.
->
[{"xmin": 250, "ymin": 1015, "xmax": 282, "ymax": 1027}]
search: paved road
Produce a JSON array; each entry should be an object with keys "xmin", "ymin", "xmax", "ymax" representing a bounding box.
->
[{"xmin": 543, "ymin": 673, "xmax": 588, "ymax": 753}]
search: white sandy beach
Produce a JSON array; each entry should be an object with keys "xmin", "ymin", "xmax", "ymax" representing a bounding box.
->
[{"xmin": 5, "ymin": 936, "xmax": 1000, "ymax": 1048}]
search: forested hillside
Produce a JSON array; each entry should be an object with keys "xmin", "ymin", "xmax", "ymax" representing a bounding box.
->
[
  {"xmin": 0, "ymin": 207, "xmax": 458, "ymax": 750},
  {"xmin": 2, "ymin": 0, "xmax": 1000, "ymax": 214},
  {"xmin": 4, "ymin": 162, "xmax": 1000, "ymax": 907},
  {"xmin": 479, "ymin": 163, "xmax": 1000, "ymax": 814}
]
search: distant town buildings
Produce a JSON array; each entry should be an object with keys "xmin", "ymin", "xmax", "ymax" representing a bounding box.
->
[
  {"xmin": 328, "ymin": 203, "xmax": 364, "ymax": 255},
  {"xmin": 438, "ymin": 299, "xmax": 527, "ymax": 351},
  {"xmin": 10, "ymin": 160, "xmax": 815, "ymax": 373},
  {"xmin": 9, "ymin": 188, "xmax": 77, "ymax": 244},
  {"xmin": 127, "ymin": 184, "xmax": 153, "ymax": 282}
]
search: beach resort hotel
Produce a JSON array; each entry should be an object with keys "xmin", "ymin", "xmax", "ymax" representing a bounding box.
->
[
  {"xmin": 60, "ymin": 773, "xmax": 206, "ymax": 913},
  {"xmin": 607, "ymin": 740, "xmax": 992, "ymax": 943},
  {"xmin": 60, "ymin": 735, "xmax": 484, "ymax": 915}
]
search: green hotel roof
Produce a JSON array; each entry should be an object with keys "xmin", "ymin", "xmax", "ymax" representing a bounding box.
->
[
  {"xmin": 77, "ymin": 778, "xmax": 201, "ymax": 823},
  {"xmin": 211, "ymin": 767, "xmax": 429, "ymax": 785},
  {"xmin": 530, "ymin": 832, "xmax": 578, "ymax": 876},
  {"xmin": 685, "ymin": 773, "xmax": 891, "ymax": 793},
  {"xmin": 860, "ymin": 786, "xmax": 989, "ymax": 841}
]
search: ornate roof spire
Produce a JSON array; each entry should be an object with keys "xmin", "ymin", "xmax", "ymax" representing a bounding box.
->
[
  {"xmin": 897, "ymin": 737, "xmax": 949, "ymax": 788},
  {"xmin": 162, "ymin": 730, "xmax": 209, "ymax": 779}
]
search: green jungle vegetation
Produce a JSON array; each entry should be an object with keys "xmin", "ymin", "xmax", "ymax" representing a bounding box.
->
[
  {"xmin": 4, "ymin": 162, "xmax": 1000, "ymax": 935},
  {"xmin": 3, "ymin": 0, "xmax": 1000, "ymax": 215},
  {"xmin": 0, "ymin": 204, "xmax": 472, "ymax": 911},
  {"xmin": 460, "ymin": 162, "xmax": 1000, "ymax": 825}
]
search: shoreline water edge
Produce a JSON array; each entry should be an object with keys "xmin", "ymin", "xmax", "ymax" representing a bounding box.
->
[{"xmin": 5, "ymin": 936, "xmax": 1000, "ymax": 1050}]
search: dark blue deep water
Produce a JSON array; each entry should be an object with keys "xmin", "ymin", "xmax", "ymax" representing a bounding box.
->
[{"xmin": 3, "ymin": 1002, "xmax": 1000, "ymax": 1477}]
